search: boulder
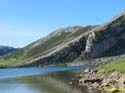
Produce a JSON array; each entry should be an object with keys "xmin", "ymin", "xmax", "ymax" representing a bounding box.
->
[
  {"xmin": 102, "ymin": 79, "xmax": 113, "ymax": 86},
  {"xmin": 79, "ymin": 78, "xmax": 85, "ymax": 86},
  {"xmin": 84, "ymin": 69, "xmax": 91, "ymax": 73},
  {"xmin": 110, "ymin": 71, "xmax": 121, "ymax": 79},
  {"xmin": 118, "ymin": 74, "xmax": 125, "ymax": 87}
]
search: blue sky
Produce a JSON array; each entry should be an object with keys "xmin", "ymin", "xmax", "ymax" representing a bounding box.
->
[{"xmin": 0, "ymin": 0, "xmax": 125, "ymax": 47}]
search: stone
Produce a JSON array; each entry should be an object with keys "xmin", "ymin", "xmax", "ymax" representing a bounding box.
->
[
  {"xmin": 110, "ymin": 71, "xmax": 121, "ymax": 79},
  {"xmin": 79, "ymin": 78, "xmax": 85, "ymax": 86},
  {"xmin": 118, "ymin": 74, "xmax": 125, "ymax": 87},
  {"xmin": 69, "ymin": 82, "xmax": 73, "ymax": 85},
  {"xmin": 84, "ymin": 69, "xmax": 91, "ymax": 73},
  {"xmin": 102, "ymin": 79, "xmax": 113, "ymax": 86}
]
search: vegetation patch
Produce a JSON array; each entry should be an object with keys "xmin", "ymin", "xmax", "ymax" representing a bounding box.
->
[{"xmin": 98, "ymin": 59, "xmax": 125, "ymax": 73}]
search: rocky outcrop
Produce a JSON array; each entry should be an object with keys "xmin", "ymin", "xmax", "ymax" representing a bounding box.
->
[
  {"xmin": 85, "ymin": 33, "xmax": 117, "ymax": 58},
  {"xmin": 70, "ymin": 69, "xmax": 125, "ymax": 93},
  {"xmin": 84, "ymin": 10, "xmax": 125, "ymax": 58}
]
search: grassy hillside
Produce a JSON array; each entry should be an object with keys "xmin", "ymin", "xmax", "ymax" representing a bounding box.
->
[
  {"xmin": 98, "ymin": 59, "xmax": 125, "ymax": 73},
  {"xmin": 0, "ymin": 26, "xmax": 94, "ymax": 67},
  {"xmin": 25, "ymin": 26, "xmax": 94, "ymax": 58}
]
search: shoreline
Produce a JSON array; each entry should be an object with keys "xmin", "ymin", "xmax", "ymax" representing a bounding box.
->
[
  {"xmin": 0, "ymin": 63, "xmax": 125, "ymax": 93},
  {"xmin": 69, "ymin": 69, "xmax": 125, "ymax": 93}
]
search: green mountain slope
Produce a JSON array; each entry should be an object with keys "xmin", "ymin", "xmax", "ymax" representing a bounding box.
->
[{"xmin": 0, "ymin": 26, "xmax": 95, "ymax": 67}]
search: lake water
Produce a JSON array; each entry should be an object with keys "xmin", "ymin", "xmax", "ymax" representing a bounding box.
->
[{"xmin": 0, "ymin": 66, "xmax": 93, "ymax": 93}]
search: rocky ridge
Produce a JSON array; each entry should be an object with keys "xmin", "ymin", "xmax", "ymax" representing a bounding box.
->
[{"xmin": 20, "ymin": 10, "xmax": 125, "ymax": 67}]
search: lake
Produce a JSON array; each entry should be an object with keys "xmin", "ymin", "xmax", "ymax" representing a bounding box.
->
[{"xmin": 0, "ymin": 66, "xmax": 93, "ymax": 93}]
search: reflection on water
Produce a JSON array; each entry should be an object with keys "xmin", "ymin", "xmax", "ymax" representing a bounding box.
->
[{"xmin": 0, "ymin": 67, "xmax": 93, "ymax": 93}]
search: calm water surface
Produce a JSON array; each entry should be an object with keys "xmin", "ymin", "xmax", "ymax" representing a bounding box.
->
[{"xmin": 0, "ymin": 66, "xmax": 93, "ymax": 93}]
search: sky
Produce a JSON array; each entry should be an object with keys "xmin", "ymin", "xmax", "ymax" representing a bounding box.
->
[{"xmin": 0, "ymin": 0, "xmax": 125, "ymax": 48}]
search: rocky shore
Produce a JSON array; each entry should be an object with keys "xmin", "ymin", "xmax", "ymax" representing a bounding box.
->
[{"xmin": 69, "ymin": 69, "xmax": 125, "ymax": 93}]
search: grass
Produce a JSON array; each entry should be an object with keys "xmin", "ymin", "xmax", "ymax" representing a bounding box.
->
[
  {"xmin": 0, "ymin": 26, "xmax": 94, "ymax": 67},
  {"xmin": 0, "ymin": 57, "xmax": 32, "ymax": 67},
  {"xmin": 98, "ymin": 59, "xmax": 125, "ymax": 73},
  {"xmin": 70, "ymin": 26, "xmax": 94, "ymax": 37},
  {"xmin": 55, "ymin": 63, "xmax": 68, "ymax": 66},
  {"xmin": 26, "ymin": 32, "xmax": 71, "ymax": 57},
  {"xmin": 27, "ymin": 26, "xmax": 94, "ymax": 58}
]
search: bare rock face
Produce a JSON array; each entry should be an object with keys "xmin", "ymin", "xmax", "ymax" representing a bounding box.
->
[
  {"xmin": 84, "ymin": 10, "xmax": 125, "ymax": 58},
  {"xmin": 85, "ymin": 32, "xmax": 117, "ymax": 57}
]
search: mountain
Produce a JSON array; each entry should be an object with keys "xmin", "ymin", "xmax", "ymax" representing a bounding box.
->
[
  {"xmin": 0, "ymin": 26, "xmax": 95, "ymax": 67},
  {"xmin": 84, "ymin": 10, "xmax": 125, "ymax": 58},
  {"xmin": 1, "ymin": 10, "xmax": 125, "ymax": 67},
  {"xmin": 0, "ymin": 46, "xmax": 17, "ymax": 56}
]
